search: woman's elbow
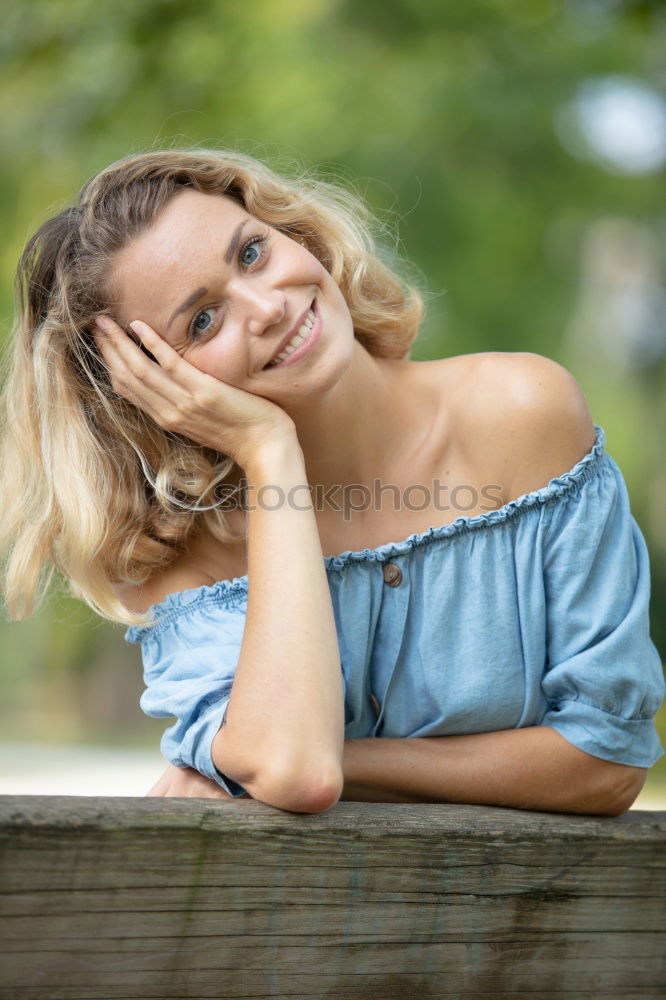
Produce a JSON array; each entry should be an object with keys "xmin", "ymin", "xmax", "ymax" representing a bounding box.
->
[
  {"xmin": 603, "ymin": 766, "xmax": 647, "ymax": 816},
  {"xmin": 247, "ymin": 759, "xmax": 344, "ymax": 814},
  {"xmin": 580, "ymin": 763, "xmax": 648, "ymax": 817}
]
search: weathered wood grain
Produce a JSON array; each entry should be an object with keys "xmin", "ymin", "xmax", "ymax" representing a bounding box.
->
[{"xmin": 0, "ymin": 797, "xmax": 664, "ymax": 999}]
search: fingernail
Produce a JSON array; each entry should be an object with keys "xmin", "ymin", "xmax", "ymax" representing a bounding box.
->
[
  {"xmin": 95, "ymin": 315, "xmax": 113, "ymax": 333},
  {"xmin": 129, "ymin": 320, "xmax": 143, "ymax": 336}
]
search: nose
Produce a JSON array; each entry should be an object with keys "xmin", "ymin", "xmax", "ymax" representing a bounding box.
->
[{"xmin": 233, "ymin": 282, "xmax": 286, "ymax": 335}]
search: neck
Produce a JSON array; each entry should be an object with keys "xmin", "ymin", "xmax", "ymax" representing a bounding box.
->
[{"xmin": 278, "ymin": 342, "xmax": 430, "ymax": 494}]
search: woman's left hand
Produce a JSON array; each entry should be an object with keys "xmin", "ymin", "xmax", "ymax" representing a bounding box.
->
[{"xmin": 146, "ymin": 763, "xmax": 235, "ymax": 799}]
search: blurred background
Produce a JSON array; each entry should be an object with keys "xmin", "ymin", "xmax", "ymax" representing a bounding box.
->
[{"xmin": 0, "ymin": 0, "xmax": 664, "ymax": 804}]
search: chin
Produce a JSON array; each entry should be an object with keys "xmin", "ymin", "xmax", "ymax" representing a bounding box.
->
[{"xmin": 275, "ymin": 357, "xmax": 349, "ymax": 402}]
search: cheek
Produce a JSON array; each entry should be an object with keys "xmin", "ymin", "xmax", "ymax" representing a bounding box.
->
[
  {"xmin": 326, "ymin": 278, "xmax": 352, "ymax": 319},
  {"xmin": 188, "ymin": 339, "xmax": 246, "ymax": 383}
]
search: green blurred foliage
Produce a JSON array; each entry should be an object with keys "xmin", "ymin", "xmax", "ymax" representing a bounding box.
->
[{"xmin": 0, "ymin": 0, "xmax": 664, "ymax": 747}]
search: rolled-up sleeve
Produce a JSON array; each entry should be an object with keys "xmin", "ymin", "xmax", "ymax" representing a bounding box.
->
[
  {"xmin": 126, "ymin": 590, "xmax": 248, "ymax": 797},
  {"xmin": 539, "ymin": 453, "xmax": 664, "ymax": 767}
]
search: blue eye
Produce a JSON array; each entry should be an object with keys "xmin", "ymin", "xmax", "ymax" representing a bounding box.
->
[
  {"xmin": 190, "ymin": 307, "xmax": 216, "ymax": 339},
  {"xmin": 239, "ymin": 235, "xmax": 265, "ymax": 268}
]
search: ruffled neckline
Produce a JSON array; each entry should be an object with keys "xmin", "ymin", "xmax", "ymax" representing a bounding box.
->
[{"xmin": 127, "ymin": 423, "xmax": 606, "ymax": 638}]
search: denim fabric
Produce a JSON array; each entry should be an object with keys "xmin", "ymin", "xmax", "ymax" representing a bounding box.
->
[{"xmin": 126, "ymin": 425, "xmax": 665, "ymax": 797}]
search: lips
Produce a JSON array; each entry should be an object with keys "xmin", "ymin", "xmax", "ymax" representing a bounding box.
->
[{"xmin": 263, "ymin": 298, "xmax": 316, "ymax": 370}]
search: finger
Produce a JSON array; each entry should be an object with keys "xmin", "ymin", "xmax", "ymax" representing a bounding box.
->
[
  {"xmin": 146, "ymin": 781, "xmax": 166, "ymax": 797},
  {"xmin": 170, "ymin": 766, "xmax": 233, "ymax": 799},
  {"xmin": 128, "ymin": 320, "xmax": 191, "ymax": 379},
  {"xmin": 95, "ymin": 316, "xmax": 166, "ymax": 383},
  {"xmin": 192, "ymin": 775, "xmax": 234, "ymax": 799},
  {"xmin": 145, "ymin": 763, "xmax": 182, "ymax": 797},
  {"xmin": 188, "ymin": 785, "xmax": 234, "ymax": 800},
  {"xmin": 96, "ymin": 315, "xmax": 216, "ymax": 407},
  {"xmin": 96, "ymin": 341, "xmax": 175, "ymax": 417},
  {"xmin": 94, "ymin": 320, "xmax": 186, "ymax": 412}
]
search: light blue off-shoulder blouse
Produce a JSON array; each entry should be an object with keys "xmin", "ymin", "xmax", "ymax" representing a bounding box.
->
[{"xmin": 126, "ymin": 424, "xmax": 665, "ymax": 797}]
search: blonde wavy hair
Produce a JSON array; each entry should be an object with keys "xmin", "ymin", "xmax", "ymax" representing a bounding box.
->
[{"xmin": 0, "ymin": 148, "xmax": 423, "ymax": 627}]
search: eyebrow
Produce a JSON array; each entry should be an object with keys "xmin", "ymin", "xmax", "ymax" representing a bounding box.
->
[
  {"xmin": 166, "ymin": 286, "xmax": 208, "ymax": 331},
  {"xmin": 166, "ymin": 220, "xmax": 248, "ymax": 331},
  {"xmin": 224, "ymin": 220, "xmax": 247, "ymax": 265}
]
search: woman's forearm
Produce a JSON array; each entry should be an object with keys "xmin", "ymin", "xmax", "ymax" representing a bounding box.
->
[
  {"xmin": 341, "ymin": 727, "xmax": 645, "ymax": 815},
  {"xmin": 212, "ymin": 433, "xmax": 344, "ymax": 810}
]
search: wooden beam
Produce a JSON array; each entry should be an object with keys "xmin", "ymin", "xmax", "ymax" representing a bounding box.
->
[{"xmin": 1, "ymin": 797, "xmax": 664, "ymax": 998}]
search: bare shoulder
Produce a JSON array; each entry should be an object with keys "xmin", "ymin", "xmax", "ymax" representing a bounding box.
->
[{"xmin": 452, "ymin": 352, "xmax": 597, "ymax": 501}]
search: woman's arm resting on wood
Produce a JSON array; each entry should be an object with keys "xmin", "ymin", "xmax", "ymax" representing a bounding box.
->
[
  {"xmin": 146, "ymin": 727, "xmax": 646, "ymax": 814},
  {"xmin": 341, "ymin": 727, "xmax": 647, "ymax": 815},
  {"xmin": 210, "ymin": 434, "xmax": 345, "ymax": 814}
]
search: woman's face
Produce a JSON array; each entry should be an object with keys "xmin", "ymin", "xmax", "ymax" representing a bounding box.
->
[{"xmin": 107, "ymin": 189, "xmax": 356, "ymax": 399}]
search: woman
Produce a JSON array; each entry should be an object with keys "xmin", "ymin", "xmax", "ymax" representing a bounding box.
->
[{"xmin": 1, "ymin": 149, "xmax": 663, "ymax": 814}]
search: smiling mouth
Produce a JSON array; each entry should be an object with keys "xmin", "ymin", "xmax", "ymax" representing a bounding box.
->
[{"xmin": 263, "ymin": 299, "xmax": 317, "ymax": 369}]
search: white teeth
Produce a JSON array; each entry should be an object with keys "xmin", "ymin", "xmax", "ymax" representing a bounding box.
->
[{"xmin": 266, "ymin": 308, "xmax": 315, "ymax": 367}]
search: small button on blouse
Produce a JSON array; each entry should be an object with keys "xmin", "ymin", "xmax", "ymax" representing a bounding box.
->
[{"xmin": 382, "ymin": 562, "xmax": 402, "ymax": 586}]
